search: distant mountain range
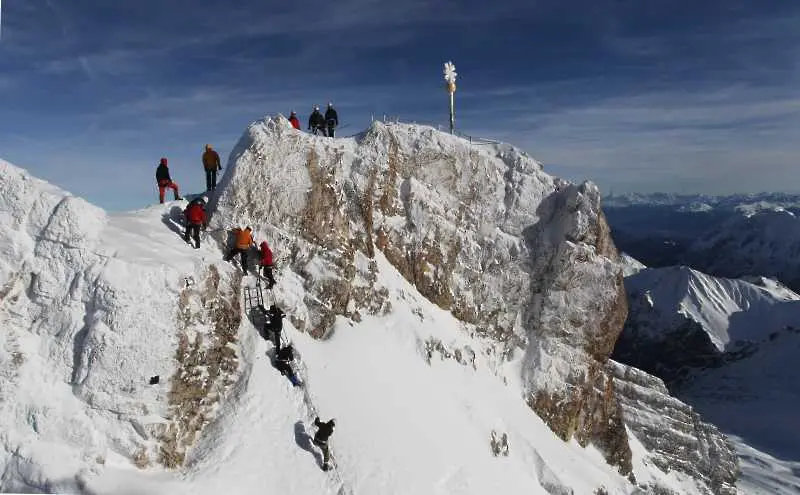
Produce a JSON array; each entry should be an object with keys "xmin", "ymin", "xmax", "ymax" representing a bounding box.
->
[
  {"xmin": 604, "ymin": 192, "xmax": 800, "ymax": 211},
  {"xmin": 605, "ymin": 193, "xmax": 800, "ymax": 291}
]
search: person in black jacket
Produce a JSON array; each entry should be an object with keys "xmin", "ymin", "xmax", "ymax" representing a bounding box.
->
[
  {"xmin": 308, "ymin": 105, "xmax": 326, "ymax": 135},
  {"xmin": 313, "ymin": 417, "xmax": 335, "ymax": 470},
  {"xmin": 156, "ymin": 158, "xmax": 182, "ymax": 203},
  {"xmin": 274, "ymin": 344, "xmax": 300, "ymax": 387},
  {"xmin": 264, "ymin": 304, "xmax": 285, "ymax": 350},
  {"xmin": 324, "ymin": 102, "xmax": 339, "ymax": 138}
]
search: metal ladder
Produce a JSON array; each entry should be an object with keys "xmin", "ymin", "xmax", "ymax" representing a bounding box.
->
[{"xmin": 243, "ymin": 278, "xmax": 269, "ymax": 329}]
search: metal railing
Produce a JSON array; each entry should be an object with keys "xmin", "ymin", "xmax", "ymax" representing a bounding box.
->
[{"xmin": 371, "ymin": 114, "xmax": 501, "ymax": 146}]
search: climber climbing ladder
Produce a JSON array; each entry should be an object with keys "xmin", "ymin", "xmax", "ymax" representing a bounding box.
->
[
  {"xmin": 243, "ymin": 278, "xmax": 269, "ymax": 327},
  {"xmin": 240, "ymin": 281, "xmax": 347, "ymax": 483}
]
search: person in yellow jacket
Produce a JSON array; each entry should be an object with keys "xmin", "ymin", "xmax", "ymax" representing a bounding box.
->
[
  {"xmin": 224, "ymin": 226, "xmax": 254, "ymax": 275},
  {"xmin": 202, "ymin": 144, "xmax": 222, "ymax": 192}
]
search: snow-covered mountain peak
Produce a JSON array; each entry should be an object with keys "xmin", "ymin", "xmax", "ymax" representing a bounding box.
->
[
  {"xmin": 734, "ymin": 202, "xmax": 794, "ymax": 218},
  {"xmin": 1, "ymin": 119, "xmax": 737, "ymax": 494},
  {"xmin": 211, "ymin": 116, "xmax": 640, "ymax": 468},
  {"xmin": 686, "ymin": 206, "xmax": 800, "ymax": 290}
]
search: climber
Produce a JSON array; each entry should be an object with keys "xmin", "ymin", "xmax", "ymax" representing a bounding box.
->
[
  {"xmin": 274, "ymin": 343, "xmax": 300, "ymax": 387},
  {"xmin": 324, "ymin": 102, "xmax": 339, "ymax": 138},
  {"xmin": 202, "ymin": 144, "xmax": 222, "ymax": 192},
  {"xmin": 224, "ymin": 226, "xmax": 254, "ymax": 275},
  {"xmin": 155, "ymin": 158, "xmax": 182, "ymax": 203},
  {"xmin": 264, "ymin": 304, "xmax": 285, "ymax": 350},
  {"xmin": 259, "ymin": 241, "xmax": 276, "ymax": 288},
  {"xmin": 313, "ymin": 417, "xmax": 335, "ymax": 471},
  {"xmin": 308, "ymin": 105, "xmax": 326, "ymax": 135},
  {"xmin": 289, "ymin": 111, "xmax": 301, "ymax": 130},
  {"xmin": 183, "ymin": 198, "xmax": 208, "ymax": 249}
]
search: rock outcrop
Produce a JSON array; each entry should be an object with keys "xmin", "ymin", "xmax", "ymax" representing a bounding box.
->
[{"xmin": 609, "ymin": 361, "xmax": 739, "ymax": 494}]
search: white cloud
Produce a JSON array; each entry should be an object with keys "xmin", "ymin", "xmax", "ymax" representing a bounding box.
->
[{"xmin": 492, "ymin": 86, "xmax": 800, "ymax": 194}]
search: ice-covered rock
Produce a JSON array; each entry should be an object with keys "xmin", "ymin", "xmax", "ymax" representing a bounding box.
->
[{"xmin": 609, "ymin": 361, "xmax": 738, "ymax": 495}]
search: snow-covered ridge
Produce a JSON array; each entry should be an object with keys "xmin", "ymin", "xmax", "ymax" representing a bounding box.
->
[
  {"xmin": 617, "ymin": 264, "xmax": 800, "ymax": 493},
  {"xmin": 0, "ymin": 159, "xmax": 219, "ymax": 490},
  {"xmin": 623, "ymin": 266, "xmax": 800, "ymax": 351},
  {"xmin": 620, "ymin": 253, "xmax": 646, "ymax": 277},
  {"xmin": 614, "ymin": 264, "xmax": 800, "ymax": 493}
]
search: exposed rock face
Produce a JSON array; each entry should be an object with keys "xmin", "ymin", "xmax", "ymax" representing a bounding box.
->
[
  {"xmin": 212, "ymin": 116, "xmax": 632, "ymax": 472},
  {"xmin": 523, "ymin": 186, "xmax": 631, "ymax": 473},
  {"xmin": 158, "ymin": 265, "xmax": 242, "ymax": 469},
  {"xmin": 609, "ymin": 361, "xmax": 738, "ymax": 495}
]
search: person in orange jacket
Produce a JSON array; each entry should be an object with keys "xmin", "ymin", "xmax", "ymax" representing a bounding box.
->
[
  {"xmin": 259, "ymin": 240, "xmax": 276, "ymax": 288},
  {"xmin": 288, "ymin": 111, "xmax": 300, "ymax": 130},
  {"xmin": 224, "ymin": 226, "xmax": 254, "ymax": 275}
]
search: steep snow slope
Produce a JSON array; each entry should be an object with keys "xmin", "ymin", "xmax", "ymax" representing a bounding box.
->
[
  {"xmin": 733, "ymin": 436, "xmax": 800, "ymax": 495},
  {"xmin": 0, "ymin": 158, "xmax": 687, "ymax": 494},
  {"xmin": 678, "ymin": 327, "xmax": 800, "ymax": 462},
  {"xmin": 621, "ymin": 266, "xmax": 800, "ymax": 352},
  {"xmin": 1, "ymin": 118, "xmax": 735, "ymax": 495},
  {"xmin": 209, "ymin": 116, "xmax": 738, "ymax": 492},
  {"xmin": 0, "ymin": 160, "xmax": 231, "ymax": 491}
]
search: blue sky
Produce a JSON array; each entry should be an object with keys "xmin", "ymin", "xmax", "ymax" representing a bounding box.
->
[{"xmin": 2, "ymin": 0, "xmax": 800, "ymax": 210}]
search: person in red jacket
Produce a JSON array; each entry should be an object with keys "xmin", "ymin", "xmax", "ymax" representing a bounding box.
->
[
  {"xmin": 156, "ymin": 157, "xmax": 182, "ymax": 203},
  {"xmin": 289, "ymin": 111, "xmax": 300, "ymax": 130},
  {"xmin": 259, "ymin": 240, "xmax": 276, "ymax": 288},
  {"xmin": 184, "ymin": 198, "xmax": 208, "ymax": 249}
]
